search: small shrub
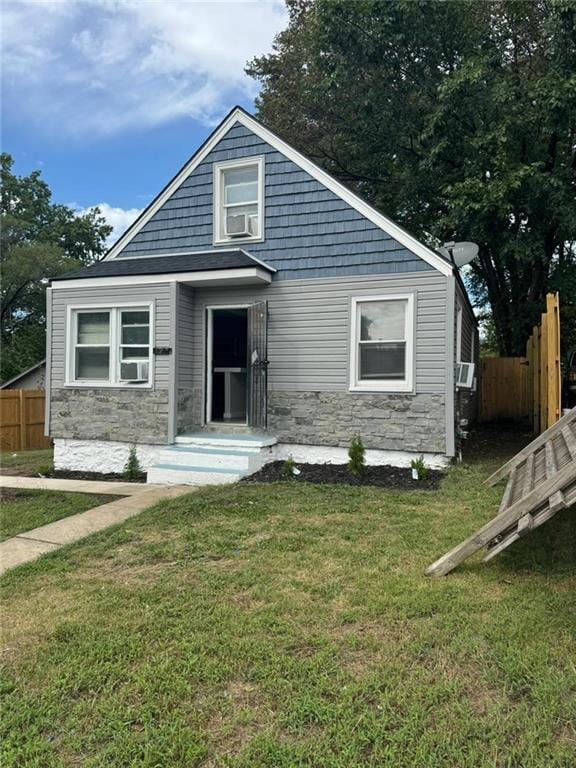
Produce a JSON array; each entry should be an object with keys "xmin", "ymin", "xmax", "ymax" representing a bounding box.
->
[
  {"xmin": 37, "ymin": 463, "xmax": 54, "ymax": 478},
  {"xmin": 348, "ymin": 435, "xmax": 366, "ymax": 477},
  {"xmin": 410, "ymin": 455, "xmax": 429, "ymax": 480},
  {"xmin": 282, "ymin": 455, "xmax": 298, "ymax": 478},
  {"xmin": 123, "ymin": 445, "xmax": 143, "ymax": 481}
]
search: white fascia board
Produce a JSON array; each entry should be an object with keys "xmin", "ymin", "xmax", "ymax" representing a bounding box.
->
[
  {"xmin": 104, "ymin": 107, "xmax": 452, "ymax": 277},
  {"xmin": 51, "ymin": 267, "xmax": 272, "ymax": 290}
]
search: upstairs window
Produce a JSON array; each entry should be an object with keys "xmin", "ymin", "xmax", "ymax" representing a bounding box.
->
[
  {"xmin": 350, "ymin": 295, "xmax": 414, "ymax": 392},
  {"xmin": 214, "ymin": 157, "xmax": 264, "ymax": 244},
  {"xmin": 68, "ymin": 306, "xmax": 152, "ymax": 387}
]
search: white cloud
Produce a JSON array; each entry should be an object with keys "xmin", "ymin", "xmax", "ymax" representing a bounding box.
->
[
  {"xmin": 2, "ymin": 0, "xmax": 287, "ymax": 136},
  {"xmin": 77, "ymin": 202, "xmax": 143, "ymax": 247}
]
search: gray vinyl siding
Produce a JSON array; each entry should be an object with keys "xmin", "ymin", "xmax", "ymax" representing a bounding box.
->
[
  {"xmin": 456, "ymin": 284, "xmax": 477, "ymax": 364},
  {"xmin": 177, "ymin": 284, "xmax": 195, "ymax": 387},
  {"xmin": 176, "ymin": 271, "xmax": 448, "ymax": 397},
  {"xmin": 116, "ymin": 123, "xmax": 434, "ymax": 280},
  {"xmin": 49, "ymin": 283, "xmax": 173, "ymax": 390},
  {"xmin": 455, "ymin": 284, "xmax": 479, "ymax": 425}
]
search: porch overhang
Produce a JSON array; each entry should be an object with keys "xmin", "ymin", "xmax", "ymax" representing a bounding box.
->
[{"xmin": 50, "ymin": 249, "xmax": 276, "ymax": 290}]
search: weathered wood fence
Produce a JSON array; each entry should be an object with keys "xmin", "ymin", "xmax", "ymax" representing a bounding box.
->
[
  {"xmin": 480, "ymin": 293, "xmax": 561, "ymax": 433},
  {"xmin": 0, "ymin": 390, "xmax": 51, "ymax": 452}
]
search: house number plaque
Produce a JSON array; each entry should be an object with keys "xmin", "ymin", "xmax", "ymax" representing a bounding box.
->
[{"xmin": 153, "ymin": 347, "xmax": 172, "ymax": 356}]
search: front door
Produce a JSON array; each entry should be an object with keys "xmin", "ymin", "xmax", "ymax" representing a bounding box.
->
[
  {"xmin": 208, "ymin": 307, "xmax": 248, "ymax": 424},
  {"xmin": 247, "ymin": 301, "xmax": 268, "ymax": 429}
]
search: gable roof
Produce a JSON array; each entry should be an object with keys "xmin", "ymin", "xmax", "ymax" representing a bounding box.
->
[
  {"xmin": 51, "ymin": 249, "xmax": 275, "ymax": 282},
  {"xmin": 1, "ymin": 359, "xmax": 46, "ymax": 389},
  {"xmin": 105, "ymin": 107, "xmax": 452, "ymax": 277}
]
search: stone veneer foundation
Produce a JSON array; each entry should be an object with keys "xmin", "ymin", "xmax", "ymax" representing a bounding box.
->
[
  {"xmin": 50, "ymin": 388, "xmax": 170, "ymax": 445},
  {"xmin": 268, "ymin": 391, "xmax": 446, "ymax": 454}
]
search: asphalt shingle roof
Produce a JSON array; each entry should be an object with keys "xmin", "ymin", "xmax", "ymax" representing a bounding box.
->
[{"xmin": 51, "ymin": 250, "xmax": 274, "ymax": 281}]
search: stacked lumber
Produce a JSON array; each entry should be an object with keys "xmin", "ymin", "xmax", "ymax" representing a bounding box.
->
[{"xmin": 426, "ymin": 407, "xmax": 576, "ymax": 577}]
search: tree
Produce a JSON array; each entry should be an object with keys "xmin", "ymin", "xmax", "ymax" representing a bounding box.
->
[
  {"xmin": 248, "ymin": 0, "xmax": 576, "ymax": 355},
  {"xmin": 0, "ymin": 154, "xmax": 111, "ymax": 382}
]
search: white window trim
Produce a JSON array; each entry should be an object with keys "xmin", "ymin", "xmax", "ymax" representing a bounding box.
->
[
  {"xmin": 65, "ymin": 302, "xmax": 155, "ymax": 388},
  {"xmin": 349, "ymin": 294, "xmax": 415, "ymax": 393},
  {"xmin": 213, "ymin": 156, "xmax": 265, "ymax": 246}
]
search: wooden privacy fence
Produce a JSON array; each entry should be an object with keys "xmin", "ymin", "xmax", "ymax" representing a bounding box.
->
[
  {"xmin": 526, "ymin": 292, "xmax": 561, "ymax": 433},
  {"xmin": 0, "ymin": 390, "xmax": 51, "ymax": 452},
  {"xmin": 480, "ymin": 357, "xmax": 531, "ymax": 423},
  {"xmin": 480, "ymin": 293, "xmax": 561, "ymax": 432}
]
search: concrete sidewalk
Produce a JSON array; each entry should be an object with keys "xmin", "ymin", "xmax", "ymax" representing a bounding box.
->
[
  {"xmin": 0, "ymin": 475, "xmax": 153, "ymax": 496},
  {"xmin": 0, "ymin": 476, "xmax": 195, "ymax": 574}
]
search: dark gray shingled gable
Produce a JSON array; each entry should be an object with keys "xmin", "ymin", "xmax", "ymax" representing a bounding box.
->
[{"xmin": 115, "ymin": 123, "xmax": 434, "ymax": 279}]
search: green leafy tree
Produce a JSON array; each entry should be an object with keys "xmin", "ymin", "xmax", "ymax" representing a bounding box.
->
[
  {"xmin": 248, "ymin": 0, "xmax": 576, "ymax": 355},
  {"xmin": 0, "ymin": 154, "xmax": 111, "ymax": 381}
]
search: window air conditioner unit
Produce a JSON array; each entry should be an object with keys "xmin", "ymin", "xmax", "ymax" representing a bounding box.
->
[
  {"xmin": 456, "ymin": 362, "xmax": 475, "ymax": 388},
  {"xmin": 225, "ymin": 213, "xmax": 253, "ymax": 238},
  {"xmin": 123, "ymin": 360, "xmax": 149, "ymax": 383}
]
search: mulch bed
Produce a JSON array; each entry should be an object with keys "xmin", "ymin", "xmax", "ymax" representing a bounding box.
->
[
  {"xmin": 46, "ymin": 469, "xmax": 147, "ymax": 483},
  {"xmin": 243, "ymin": 461, "xmax": 442, "ymax": 490}
]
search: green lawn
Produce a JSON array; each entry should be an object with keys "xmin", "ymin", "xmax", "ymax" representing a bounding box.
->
[
  {"xmin": 1, "ymin": 441, "xmax": 575, "ymax": 767},
  {"xmin": 0, "ymin": 489, "xmax": 118, "ymax": 541},
  {"xmin": 0, "ymin": 448, "xmax": 53, "ymax": 476}
]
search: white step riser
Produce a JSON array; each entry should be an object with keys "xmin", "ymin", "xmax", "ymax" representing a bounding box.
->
[
  {"xmin": 148, "ymin": 467, "xmax": 241, "ymax": 485},
  {"xmin": 157, "ymin": 450, "xmax": 262, "ymax": 472}
]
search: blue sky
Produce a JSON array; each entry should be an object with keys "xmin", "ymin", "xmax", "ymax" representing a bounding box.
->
[{"xmin": 2, "ymin": 0, "xmax": 287, "ymax": 242}]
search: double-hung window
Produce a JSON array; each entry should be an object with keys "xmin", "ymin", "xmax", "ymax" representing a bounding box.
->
[
  {"xmin": 68, "ymin": 305, "xmax": 152, "ymax": 386},
  {"xmin": 74, "ymin": 312, "xmax": 110, "ymax": 381},
  {"xmin": 119, "ymin": 310, "xmax": 151, "ymax": 382},
  {"xmin": 214, "ymin": 157, "xmax": 264, "ymax": 244},
  {"xmin": 350, "ymin": 295, "xmax": 414, "ymax": 392}
]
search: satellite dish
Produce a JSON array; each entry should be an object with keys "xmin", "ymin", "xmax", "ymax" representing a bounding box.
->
[{"xmin": 439, "ymin": 241, "xmax": 479, "ymax": 268}]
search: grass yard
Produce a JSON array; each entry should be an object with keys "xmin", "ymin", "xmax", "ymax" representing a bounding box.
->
[
  {"xmin": 1, "ymin": 433, "xmax": 575, "ymax": 767},
  {"xmin": 0, "ymin": 489, "xmax": 118, "ymax": 542},
  {"xmin": 0, "ymin": 449, "xmax": 54, "ymax": 477}
]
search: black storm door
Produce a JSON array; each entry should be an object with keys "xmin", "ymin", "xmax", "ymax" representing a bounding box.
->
[{"xmin": 247, "ymin": 301, "xmax": 268, "ymax": 429}]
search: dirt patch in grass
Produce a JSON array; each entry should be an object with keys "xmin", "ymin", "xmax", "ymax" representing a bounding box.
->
[
  {"xmin": 244, "ymin": 461, "xmax": 442, "ymax": 489},
  {"xmin": 0, "ymin": 487, "xmax": 119, "ymax": 506}
]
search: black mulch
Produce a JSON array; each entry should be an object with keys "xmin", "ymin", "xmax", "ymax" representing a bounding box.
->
[
  {"xmin": 46, "ymin": 469, "xmax": 147, "ymax": 483},
  {"xmin": 242, "ymin": 461, "xmax": 442, "ymax": 490}
]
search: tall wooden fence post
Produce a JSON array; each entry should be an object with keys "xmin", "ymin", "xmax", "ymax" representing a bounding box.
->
[{"xmin": 546, "ymin": 292, "xmax": 561, "ymax": 428}]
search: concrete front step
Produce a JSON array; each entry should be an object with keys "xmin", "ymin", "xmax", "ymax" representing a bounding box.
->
[
  {"xmin": 147, "ymin": 463, "xmax": 241, "ymax": 486},
  {"xmin": 175, "ymin": 432, "xmax": 277, "ymax": 449},
  {"xmin": 148, "ymin": 433, "xmax": 277, "ymax": 485},
  {"xmin": 157, "ymin": 445, "xmax": 262, "ymax": 471}
]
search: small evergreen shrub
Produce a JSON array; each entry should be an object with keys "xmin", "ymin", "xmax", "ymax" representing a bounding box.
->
[
  {"xmin": 123, "ymin": 445, "xmax": 143, "ymax": 481},
  {"xmin": 348, "ymin": 435, "xmax": 366, "ymax": 477},
  {"xmin": 410, "ymin": 455, "xmax": 429, "ymax": 480},
  {"xmin": 282, "ymin": 455, "xmax": 298, "ymax": 478}
]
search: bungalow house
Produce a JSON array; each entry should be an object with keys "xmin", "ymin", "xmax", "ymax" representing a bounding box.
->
[{"xmin": 45, "ymin": 107, "xmax": 478, "ymax": 484}]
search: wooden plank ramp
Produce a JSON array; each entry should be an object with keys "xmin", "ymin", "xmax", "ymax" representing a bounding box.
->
[{"xmin": 426, "ymin": 407, "xmax": 576, "ymax": 577}]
